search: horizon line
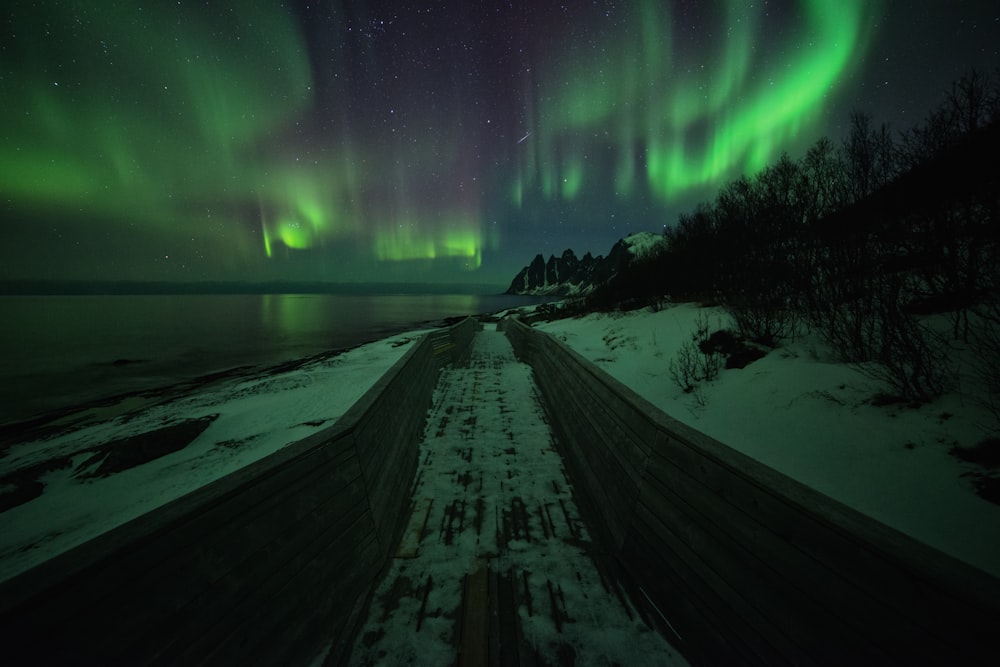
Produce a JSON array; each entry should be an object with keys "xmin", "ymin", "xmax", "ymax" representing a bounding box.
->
[{"xmin": 0, "ymin": 279, "xmax": 510, "ymax": 297}]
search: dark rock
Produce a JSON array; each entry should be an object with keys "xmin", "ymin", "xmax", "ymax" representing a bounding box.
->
[
  {"xmin": 505, "ymin": 243, "xmax": 624, "ymax": 295},
  {"xmin": 698, "ymin": 329, "xmax": 767, "ymax": 369},
  {"xmin": 508, "ymin": 254, "xmax": 548, "ymax": 294},
  {"xmin": 725, "ymin": 345, "xmax": 768, "ymax": 370},
  {"xmin": 698, "ymin": 330, "xmax": 741, "ymax": 356},
  {"xmin": 0, "ymin": 458, "xmax": 73, "ymax": 513},
  {"xmin": 506, "ymin": 233, "xmax": 668, "ymax": 297},
  {"xmin": 75, "ymin": 415, "xmax": 218, "ymax": 479}
]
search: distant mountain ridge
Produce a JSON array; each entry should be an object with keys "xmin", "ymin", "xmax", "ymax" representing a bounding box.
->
[{"xmin": 505, "ymin": 232, "xmax": 665, "ymax": 296}]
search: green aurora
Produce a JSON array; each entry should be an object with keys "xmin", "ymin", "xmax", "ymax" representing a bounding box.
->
[
  {"xmin": 1, "ymin": 0, "xmax": 886, "ymax": 283},
  {"xmin": 514, "ymin": 0, "xmax": 877, "ymax": 204}
]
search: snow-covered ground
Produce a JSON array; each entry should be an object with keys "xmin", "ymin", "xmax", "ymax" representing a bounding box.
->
[
  {"xmin": 0, "ymin": 331, "xmax": 427, "ymax": 583},
  {"xmin": 534, "ymin": 302, "xmax": 1000, "ymax": 579}
]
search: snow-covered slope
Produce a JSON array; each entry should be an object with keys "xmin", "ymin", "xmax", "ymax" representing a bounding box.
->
[
  {"xmin": 536, "ymin": 303, "xmax": 1000, "ymax": 578},
  {"xmin": 0, "ymin": 331, "xmax": 426, "ymax": 583}
]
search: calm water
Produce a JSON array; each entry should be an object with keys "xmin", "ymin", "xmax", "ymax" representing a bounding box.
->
[{"xmin": 0, "ymin": 293, "xmax": 545, "ymax": 426}]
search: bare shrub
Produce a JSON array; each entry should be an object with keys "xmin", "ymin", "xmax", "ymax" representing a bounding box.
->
[
  {"xmin": 726, "ymin": 295, "xmax": 799, "ymax": 347},
  {"xmin": 668, "ymin": 340, "xmax": 701, "ymax": 394},
  {"xmin": 669, "ymin": 314, "xmax": 723, "ymax": 395},
  {"xmin": 809, "ymin": 272, "xmax": 949, "ymax": 404},
  {"xmin": 863, "ymin": 305, "xmax": 948, "ymax": 404},
  {"xmin": 970, "ymin": 299, "xmax": 1000, "ymax": 428}
]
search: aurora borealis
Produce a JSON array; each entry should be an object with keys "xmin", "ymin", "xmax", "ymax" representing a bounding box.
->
[{"xmin": 2, "ymin": 1, "xmax": 997, "ymax": 286}]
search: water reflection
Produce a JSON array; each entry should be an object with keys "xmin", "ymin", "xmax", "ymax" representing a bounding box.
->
[{"xmin": 1, "ymin": 292, "xmax": 549, "ymax": 424}]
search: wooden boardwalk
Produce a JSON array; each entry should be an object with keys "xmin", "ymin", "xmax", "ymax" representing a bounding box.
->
[
  {"xmin": 3, "ymin": 315, "xmax": 996, "ymax": 664},
  {"xmin": 349, "ymin": 331, "xmax": 687, "ymax": 666}
]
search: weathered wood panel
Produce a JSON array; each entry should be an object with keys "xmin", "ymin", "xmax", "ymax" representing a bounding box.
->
[
  {"xmin": 517, "ymin": 333, "xmax": 645, "ymax": 551},
  {"xmin": 0, "ymin": 317, "xmax": 481, "ymax": 665},
  {"xmin": 502, "ymin": 316, "xmax": 1000, "ymax": 665}
]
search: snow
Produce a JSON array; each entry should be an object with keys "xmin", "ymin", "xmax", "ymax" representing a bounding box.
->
[
  {"xmin": 622, "ymin": 231, "xmax": 667, "ymax": 259},
  {"xmin": 0, "ymin": 331, "xmax": 427, "ymax": 583},
  {"xmin": 351, "ymin": 330, "xmax": 687, "ymax": 665},
  {"xmin": 535, "ymin": 302, "xmax": 1000, "ymax": 578}
]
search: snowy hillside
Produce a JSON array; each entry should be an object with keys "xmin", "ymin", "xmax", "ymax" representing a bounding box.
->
[{"xmin": 535, "ymin": 302, "xmax": 1000, "ymax": 578}]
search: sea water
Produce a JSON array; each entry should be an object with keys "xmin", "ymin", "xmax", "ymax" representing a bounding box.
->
[{"xmin": 0, "ymin": 292, "xmax": 547, "ymax": 425}]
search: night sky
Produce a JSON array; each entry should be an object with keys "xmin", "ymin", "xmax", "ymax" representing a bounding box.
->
[{"xmin": 2, "ymin": 1, "xmax": 997, "ymax": 287}]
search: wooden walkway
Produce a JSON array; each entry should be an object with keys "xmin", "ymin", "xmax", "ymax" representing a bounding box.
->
[{"xmin": 348, "ymin": 330, "xmax": 687, "ymax": 666}]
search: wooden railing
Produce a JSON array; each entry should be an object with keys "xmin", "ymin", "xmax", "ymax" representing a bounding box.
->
[
  {"xmin": 502, "ymin": 315, "xmax": 1000, "ymax": 665},
  {"xmin": 0, "ymin": 317, "xmax": 481, "ymax": 666}
]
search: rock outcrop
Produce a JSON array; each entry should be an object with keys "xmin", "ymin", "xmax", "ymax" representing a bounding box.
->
[{"xmin": 505, "ymin": 232, "xmax": 665, "ymax": 296}]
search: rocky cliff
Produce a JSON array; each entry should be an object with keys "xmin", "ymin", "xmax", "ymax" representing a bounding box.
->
[{"xmin": 505, "ymin": 232, "xmax": 665, "ymax": 296}]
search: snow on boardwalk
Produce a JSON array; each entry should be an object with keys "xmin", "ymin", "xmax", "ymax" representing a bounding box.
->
[{"xmin": 351, "ymin": 330, "xmax": 687, "ymax": 666}]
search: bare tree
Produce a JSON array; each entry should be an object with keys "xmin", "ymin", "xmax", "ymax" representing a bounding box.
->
[
  {"xmin": 842, "ymin": 111, "xmax": 898, "ymax": 204},
  {"xmin": 947, "ymin": 68, "xmax": 997, "ymax": 135},
  {"xmin": 901, "ymin": 68, "xmax": 999, "ymax": 169}
]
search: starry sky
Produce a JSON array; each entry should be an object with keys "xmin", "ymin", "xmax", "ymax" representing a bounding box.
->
[{"xmin": 1, "ymin": 1, "xmax": 998, "ymax": 287}]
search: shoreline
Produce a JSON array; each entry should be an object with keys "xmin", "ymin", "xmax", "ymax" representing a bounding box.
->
[
  {"xmin": 0, "ymin": 294, "xmax": 554, "ymax": 433},
  {"xmin": 0, "ymin": 312, "xmax": 501, "ymax": 444},
  {"xmin": 0, "ymin": 320, "xmax": 445, "ymax": 583}
]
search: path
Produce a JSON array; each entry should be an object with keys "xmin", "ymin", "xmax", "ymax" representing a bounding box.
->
[{"xmin": 350, "ymin": 330, "xmax": 687, "ymax": 665}]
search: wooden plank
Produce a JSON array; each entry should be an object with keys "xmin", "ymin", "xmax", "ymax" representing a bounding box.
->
[
  {"xmin": 396, "ymin": 498, "xmax": 434, "ymax": 558},
  {"xmin": 532, "ymin": 375, "xmax": 636, "ymax": 549},
  {"xmin": 360, "ymin": 432, "xmax": 416, "ymax": 501},
  {"xmin": 508, "ymin": 569, "xmax": 540, "ymax": 667},
  {"xmin": 540, "ymin": 406, "xmax": 627, "ymax": 549},
  {"xmin": 633, "ymin": 499, "xmax": 809, "ymax": 665},
  {"xmin": 540, "ymin": 340, "xmax": 659, "ymax": 459},
  {"xmin": 354, "ymin": 389, "xmax": 429, "ymax": 476},
  {"xmin": 634, "ymin": 474, "xmax": 887, "ymax": 664},
  {"xmin": 365, "ymin": 449, "xmax": 420, "ymax": 553},
  {"xmin": 169, "ymin": 509, "xmax": 380, "ymax": 665},
  {"xmin": 354, "ymin": 387, "xmax": 423, "ymax": 456},
  {"xmin": 532, "ymin": 334, "xmax": 656, "ymax": 468},
  {"xmin": 460, "ymin": 565, "xmax": 490, "ymax": 667},
  {"xmin": 543, "ymin": 358, "xmax": 645, "ymax": 482},
  {"xmin": 355, "ymin": 390, "xmax": 426, "ymax": 453},
  {"xmin": 317, "ymin": 579, "xmax": 379, "ymax": 667},
  {"xmin": 355, "ymin": 376, "xmax": 425, "ymax": 439},
  {"xmin": 537, "ymin": 333, "xmax": 661, "ymax": 448},
  {"xmin": 535, "ymin": 346, "xmax": 654, "ymax": 490},
  {"xmin": 234, "ymin": 533, "xmax": 381, "ymax": 666},
  {"xmin": 132, "ymin": 474, "xmax": 376, "ymax": 661},
  {"xmin": 490, "ymin": 568, "xmax": 520, "ymax": 667},
  {"xmin": 555, "ymin": 384, "xmax": 644, "ymax": 504},
  {"xmin": 621, "ymin": 527, "xmax": 767, "ymax": 666},
  {"xmin": 641, "ymin": 446, "xmax": 937, "ymax": 658}
]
